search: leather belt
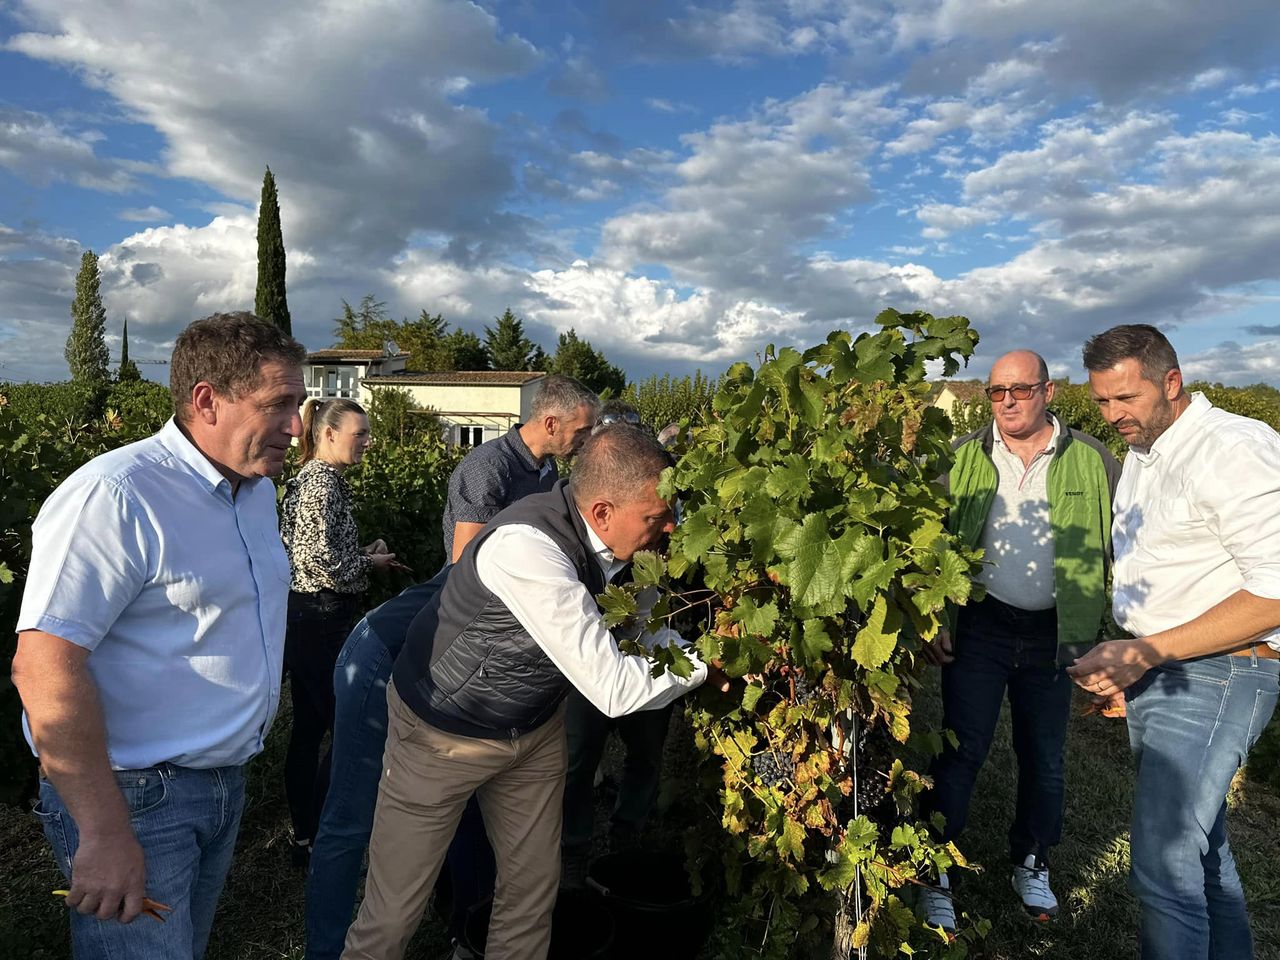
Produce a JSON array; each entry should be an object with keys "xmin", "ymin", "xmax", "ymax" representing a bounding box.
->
[{"xmin": 1231, "ymin": 643, "xmax": 1280, "ymax": 660}]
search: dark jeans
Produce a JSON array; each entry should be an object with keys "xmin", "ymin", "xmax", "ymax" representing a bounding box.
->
[
  {"xmin": 924, "ymin": 593, "xmax": 1072, "ymax": 865},
  {"xmin": 284, "ymin": 589, "xmax": 359, "ymax": 844},
  {"xmin": 562, "ymin": 689, "xmax": 673, "ymax": 856},
  {"xmin": 303, "ymin": 617, "xmax": 495, "ymax": 960}
]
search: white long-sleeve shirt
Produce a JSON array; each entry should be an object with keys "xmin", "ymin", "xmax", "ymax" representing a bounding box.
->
[
  {"xmin": 1112, "ymin": 392, "xmax": 1280, "ymax": 649},
  {"xmin": 474, "ymin": 519, "xmax": 707, "ymax": 717}
]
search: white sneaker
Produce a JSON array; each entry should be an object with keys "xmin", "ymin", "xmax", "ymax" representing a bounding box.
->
[
  {"xmin": 1011, "ymin": 853, "xmax": 1059, "ymax": 920},
  {"xmin": 919, "ymin": 871, "xmax": 956, "ymax": 932}
]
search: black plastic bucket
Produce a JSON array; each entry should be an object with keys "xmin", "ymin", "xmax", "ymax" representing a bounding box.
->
[
  {"xmin": 587, "ymin": 851, "xmax": 713, "ymax": 960},
  {"xmin": 463, "ymin": 889, "xmax": 614, "ymax": 959}
]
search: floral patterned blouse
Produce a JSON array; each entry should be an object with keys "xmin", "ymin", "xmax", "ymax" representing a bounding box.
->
[{"xmin": 280, "ymin": 459, "xmax": 372, "ymax": 594}]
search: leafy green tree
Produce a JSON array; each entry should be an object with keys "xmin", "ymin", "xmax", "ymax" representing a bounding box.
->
[
  {"xmin": 255, "ymin": 167, "xmax": 292, "ymax": 334},
  {"xmin": 441, "ymin": 328, "xmax": 490, "ymax": 371},
  {"xmin": 541, "ymin": 328, "xmax": 625, "ymax": 396},
  {"xmin": 65, "ymin": 250, "xmax": 110, "ymax": 384},
  {"xmin": 332, "ymin": 299, "xmax": 489, "ymax": 371},
  {"xmin": 484, "ymin": 309, "xmax": 543, "ymax": 371},
  {"xmin": 116, "ymin": 317, "xmax": 141, "ymax": 382},
  {"xmin": 333, "ymin": 294, "xmax": 392, "ymax": 349},
  {"xmin": 365, "ymin": 387, "xmax": 443, "ymax": 446}
]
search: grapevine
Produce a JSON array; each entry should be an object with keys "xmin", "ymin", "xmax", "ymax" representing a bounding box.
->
[{"xmin": 602, "ymin": 309, "xmax": 990, "ymax": 957}]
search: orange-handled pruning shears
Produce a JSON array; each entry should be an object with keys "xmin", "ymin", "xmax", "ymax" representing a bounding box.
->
[{"xmin": 52, "ymin": 889, "xmax": 172, "ymax": 922}]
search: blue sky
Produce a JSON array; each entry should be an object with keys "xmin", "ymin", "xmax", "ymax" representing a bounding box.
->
[{"xmin": 2, "ymin": 0, "xmax": 1280, "ymax": 385}]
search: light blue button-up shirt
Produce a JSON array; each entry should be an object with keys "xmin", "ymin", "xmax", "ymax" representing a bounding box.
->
[{"xmin": 17, "ymin": 418, "xmax": 289, "ymax": 770}]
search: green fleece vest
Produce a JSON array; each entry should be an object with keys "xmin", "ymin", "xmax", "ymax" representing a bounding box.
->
[{"xmin": 948, "ymin": 419, "xmax": 1117, "ymax": 665}]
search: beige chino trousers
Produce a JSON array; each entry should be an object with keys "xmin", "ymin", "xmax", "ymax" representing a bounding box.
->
[{"xmin": 342, "ymin": 679, "xmax": 567, "ymax": 960}]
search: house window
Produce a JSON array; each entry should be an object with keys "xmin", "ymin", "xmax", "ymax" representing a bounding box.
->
[{"xmin": 457, "ymin": 425, "xmax": 485, "ymax": 447}]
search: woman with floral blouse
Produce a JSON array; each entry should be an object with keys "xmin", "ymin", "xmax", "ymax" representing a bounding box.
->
[{"xmin": 280, "ymin": 398, "xmax": 398, "ymax": 865}]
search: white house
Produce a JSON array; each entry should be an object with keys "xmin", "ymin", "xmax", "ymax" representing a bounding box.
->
[
  {"xmin": 360, "ymin": 370, "xmax": 547, "ymax": 447},
  {"xmin": 303, "ymin": 347, "xmax": 409, "ymax": 400}
]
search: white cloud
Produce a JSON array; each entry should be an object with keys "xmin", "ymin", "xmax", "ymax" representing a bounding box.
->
[
  {"xmin": 0, "ymin": 107, "xmax": 145, "ymax": 191},
  {"xmin": 603, "ymin": 84, "xmax": 901, "ymax": 286},
  {"xmin": 119, "ymin": 206, "xmax": 171, "ymax": 222},
  {"xmin": 888, "ymin": 0, "xmax": 1280, "ymax": 101},
  {"xmin": 1182, "ymin": 339, "xmax": 1280, "ymax": 384},
  {"xmin": 8, "ymin": 0, "xmax": 542, "ymax": 261}
]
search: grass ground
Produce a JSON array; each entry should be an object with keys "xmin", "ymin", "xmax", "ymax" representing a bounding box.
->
[{"xmin": 1, "ymin": 679, "xmax": 1278, "ymax": 960}]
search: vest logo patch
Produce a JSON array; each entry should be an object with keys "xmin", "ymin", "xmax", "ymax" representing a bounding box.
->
[{"xmin": 1062, "ymin": 490, "xmax": 1084, "ymax": 497}]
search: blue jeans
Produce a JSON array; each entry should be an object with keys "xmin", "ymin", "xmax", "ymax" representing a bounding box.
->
[
  {"xmin": 303, "ymin": 618, "xmax": 495, "ymax": 959},
  {"xmin": 304, "ymin": 620, "xmax": 393, "ymax": 960},
  {"xmin": 33, "ymin": 764, "xmax": 246, "ymax": 960},
  {"xmin": 925, "ymin": 594, "xmax": 1072, "ymax": 864},
  {"xmin": 1126, "ymin": 650, "xmax": 1279, "ymax": 960}
]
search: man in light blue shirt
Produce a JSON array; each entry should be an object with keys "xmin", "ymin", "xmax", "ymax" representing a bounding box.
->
[{"xmin": 12, "ymin": 312, "xmax": 307, "ymax": 960}]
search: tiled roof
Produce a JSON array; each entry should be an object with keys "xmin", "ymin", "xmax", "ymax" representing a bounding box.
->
[
  {"xmin": 362, "ymin": 370, "xmax": 547, "ymax": 387},
  {"xmin": 306, "ymin": 349, "xmax": 407, "ymax": 362},
  {"xmin": 929, "ymin": 380, "xmax": 987, "ymax": 401}
]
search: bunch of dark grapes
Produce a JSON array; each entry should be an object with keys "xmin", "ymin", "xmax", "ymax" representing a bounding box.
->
[
  {"xmin": 834, "ymin": 723, "xmax": 896, "ymax": 825},
  {"xmin": 751, "ymin": 750, "xmax": 796, "ymax": 788},
  {"xmin": 793, "ymin": 675, "xmax": 821, "ymax": 706}
]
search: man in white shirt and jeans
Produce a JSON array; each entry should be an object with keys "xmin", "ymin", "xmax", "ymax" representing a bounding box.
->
[
  {"xmin": 1070, "ymin": 323, "xmax": 1280, "ymax": 960},
  {"xmin": 342, "ymin": 425, "xmax": 728, "ymax": 960}
]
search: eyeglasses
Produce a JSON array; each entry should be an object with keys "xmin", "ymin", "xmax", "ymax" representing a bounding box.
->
[
  {"xmin": 597, "ymin": 411, "xmax": 642, "ymax": 427},
  {"xmin": 985, "ymin": 381, "xmax": 1047, "ymax": 402}
]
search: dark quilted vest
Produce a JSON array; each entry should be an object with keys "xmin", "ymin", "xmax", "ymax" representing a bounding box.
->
[{"xmin": 392, "ymin": 480, "xmax": 606, "ymax": 739}]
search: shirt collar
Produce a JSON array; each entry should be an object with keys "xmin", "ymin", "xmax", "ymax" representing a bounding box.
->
[
  {"xmin": 1133, "ymin": 391, "xmax": 1211, "ymax": 463},
  {"xmin": 579, "ymin": 510, "xmax": 627, "ymax": 582},
  {"xmin": 506, "ymin": 423, "xmax": 545, "ymax": 471},
  {"xmin": 158, "ymin": 417, "xmax": 237, "ymax": 496},
  {"xmin": 993, "ymin": 413, "xmax": 1061, "ymax": 455}
]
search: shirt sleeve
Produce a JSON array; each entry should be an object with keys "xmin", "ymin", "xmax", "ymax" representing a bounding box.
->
[
  {"xmin": 16, "ymin": 473, "xmax": 151, "ymax": 650},
  {"xmin": 474, "ymin": 524, "xmax": 707, "ymax": 717},
  {"xmin": 448, "ymin": 455, "xmax": 511, "ymax": 525},
  {"xmin": 288, "ymin": 469, "xmax": 373, "ymax": 590},
  {"xmin": 1195, "ymin": 434, "xmax": 1280, "ymax": 601}
]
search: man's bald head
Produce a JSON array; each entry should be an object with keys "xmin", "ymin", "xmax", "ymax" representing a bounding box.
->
[
  {"xmin": 990, "ymin": 350, "xmax": 1049, "ymax": 385},
  {"xmin": 570, "ymin": 424, "xmax": 673, "ymax": 508}
]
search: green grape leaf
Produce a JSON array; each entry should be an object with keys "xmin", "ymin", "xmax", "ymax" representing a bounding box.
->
[
  {"xmin": 764, "ymin": 455, "xmax": 811, "ymax": 500},
  {"xmin": 852, "ymin": 593, "xmax": 902, "ymax": 669},
  {"xmin": 909, "ymin": 549, "xmax": 973, "ymax": 615},
  {"xmin": 598, "ymin": 584, "xmax": 638, "ymax": 628},
  {"xmin": 797, "ymin": 618, "xmax": 833, "ymax": 669},
  {"xmin": 677, "ymin": 509, "xmax": 720, "ymax": 561},
  {"xmin": 630, "ymin": 550, "xmax": 664, "ymax": 587},
  {"xmin": 777, "ymin": 817, "xmax": 806, "ymax": 861},
  {"xmin": 775, "ymin": 513, "xmax": 843, "ymax": 610},
  {"xmin": 732, "ymin": 595, "xmax": 780, "ymax": 637}
]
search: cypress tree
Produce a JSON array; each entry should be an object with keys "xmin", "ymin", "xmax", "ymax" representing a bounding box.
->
[
  {"xmin": 255, "ymin": 166, "xmax": 292, "ymax": 334},
  {"xmin": 65, "ymin": 250, "xmax": 110, "ymax": 383},
  {"xmin": 117, "ymin": 317, "xmax": 141, "ymax": 381}
]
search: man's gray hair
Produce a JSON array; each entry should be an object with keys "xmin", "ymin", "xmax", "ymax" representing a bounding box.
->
[
  {"xmin": 570, "ymin": 424, "xmax": 674, "ymax": 507},
  {"xmin": 1082, "ymin": 324, "xmax": 1180, "ymax": 385},
  {"xmin": 530, "ymin": 374, "xmax": 599, "ymax": 421}
]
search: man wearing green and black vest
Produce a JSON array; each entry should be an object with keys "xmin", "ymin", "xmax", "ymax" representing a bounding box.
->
[
  {"xmin": 341, "ymin": 425, "xmax": 728, "ymax": 960},
  {"xmin": 919, "ymin": 350, "xmax": 1119, "ymax": 931}
]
